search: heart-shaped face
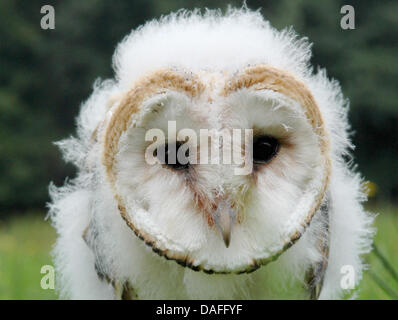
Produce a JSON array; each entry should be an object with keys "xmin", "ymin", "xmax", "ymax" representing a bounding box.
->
[{"xmin": 102, "ymin": 65, "xmax": 331, "ymax": 274}]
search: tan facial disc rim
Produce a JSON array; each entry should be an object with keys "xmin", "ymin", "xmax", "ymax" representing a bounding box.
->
[{"xmin": 102, "ymin": 65, "xmax": 331, "ymax": 274}]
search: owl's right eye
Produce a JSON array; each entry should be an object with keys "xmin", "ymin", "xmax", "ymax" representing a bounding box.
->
[
  {"xmin": 155, "ymin": 142, "xmax": 190, "ymax": 170},
  {"xmin": 253, "ymin": 135, "xmax": 280, "ymax": 164}
]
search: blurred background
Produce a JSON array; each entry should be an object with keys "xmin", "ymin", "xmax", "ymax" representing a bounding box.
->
[{"xmin": 0, "ymin": 0, "xmax": 396, "ymax": 299}]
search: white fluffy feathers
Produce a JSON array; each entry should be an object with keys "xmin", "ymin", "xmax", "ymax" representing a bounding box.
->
[{"xmin": 49, "ymin": 7, "xmax": 374, "ymax": 299}]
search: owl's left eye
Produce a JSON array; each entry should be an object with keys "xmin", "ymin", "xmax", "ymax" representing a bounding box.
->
[
  {"xmin": 155, "ymin": 142, "xmax": 190, "ymax": 170},
  {"xmin": 253, "ymin": 135, "xmax": 280, "ymax": 164}
]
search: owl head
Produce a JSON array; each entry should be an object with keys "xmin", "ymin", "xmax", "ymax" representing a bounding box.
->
[{"xmin": 72, "ymin": 8, "xmax": 349, "ymax": 275}]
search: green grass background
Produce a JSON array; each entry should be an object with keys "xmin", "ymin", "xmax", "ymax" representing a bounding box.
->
[{"xmin": 0, "ymin": 207, "xmax": 397, "ymax": 299}]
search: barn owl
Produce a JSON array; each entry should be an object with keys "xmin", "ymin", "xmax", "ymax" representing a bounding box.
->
[{"xmin": 49, "ymin": 8, "xmax": 374, "ymax": 300}]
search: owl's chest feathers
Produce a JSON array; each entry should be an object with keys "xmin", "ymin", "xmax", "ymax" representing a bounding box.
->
[{"xmin": 83, "ymin": 200, "xmax": 329, "ymax": 300}]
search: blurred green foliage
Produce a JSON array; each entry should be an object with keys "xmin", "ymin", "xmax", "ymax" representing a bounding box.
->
[
  {"xmin": 0, "ymin": 0, "xmax": 397, "ymax": 212},
  {"xmin": 0, "ymin": 207, "xmax": 396, "ymax": 299},
  {"xmin": 0, "ymin": 213, "xmax": 56, "ymax": 299},
  {"xmin": 358, "ymin": 206, "xmax": 398, "ymax": 299}
]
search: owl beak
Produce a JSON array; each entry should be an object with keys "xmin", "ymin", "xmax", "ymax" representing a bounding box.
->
[{"xmin": 213, "ymin": 200, "xmax": 236, "ymax": 248}]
